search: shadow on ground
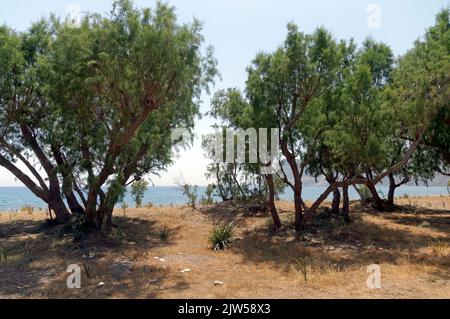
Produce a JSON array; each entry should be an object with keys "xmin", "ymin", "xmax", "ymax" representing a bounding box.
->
[
  {"xmin": 0, "ymin": 215, "xmax": 188, "ymax": 298},
  {"xmin": 201, "ymin": 201, "xmax": 449, "ymax": 275}
]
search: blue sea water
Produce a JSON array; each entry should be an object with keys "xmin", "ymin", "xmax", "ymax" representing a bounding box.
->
[{"xmin": 0, "ymin": 185, "xmax": 448, "ymax": 211}]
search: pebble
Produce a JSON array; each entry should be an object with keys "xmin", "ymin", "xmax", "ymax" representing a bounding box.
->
[
  {"xmin": 214, "ymin": 281, "xmax": 224, "ymax": 286},
  {"xmin": 97, "ymin": 282, "xmax": 105, "ymax": 288},
  {"xmin": 180, "ymin": 269, "xmax": 191, "ymax": 273}
]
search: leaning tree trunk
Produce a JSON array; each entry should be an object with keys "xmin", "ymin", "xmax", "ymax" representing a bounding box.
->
[
  {"xmin": 366, "ymin": 181, "xmax": 385, "ymax": 211},
  {"xmin": 342, "ymin": 185, "xmax": 350, "ymax": 223},
  {"xmin": 265, "ymin": 174, "xmax": 281, "ymax": 229}
]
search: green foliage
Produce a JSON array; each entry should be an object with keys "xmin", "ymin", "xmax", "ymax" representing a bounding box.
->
[
  {"xmin": 355, "ymin": 185, "xmax": 372, "ymax": 202},
  {"xmin": 208, "ymin": 223, "xmax": 234, "ymax": 251},
  {"xmin": 390, "ymin": 8, "xmax": 450, "ymax": 169},
  {"xmin": 0, "ymin": 0, "xmax": 217, "ymax": 229},
  {"xmin": 178, "ymin": 181, "xmax": 198, "ymax": 210},
  {"xmin": 202, "ymin": 131, "xmax": 266, "ymax": 202},
  {"xmin": 131, "ymin": 180, "xmax": 149, "ymax": 208},
  {"xmin": 200, "ymin": 184, "xmax": 215, "ymax": 205}
]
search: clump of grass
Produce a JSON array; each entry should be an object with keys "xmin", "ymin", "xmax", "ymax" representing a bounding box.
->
[
  {"xmin": 0, "ymin": 246, "xmax": 7, "ymax": 261},
  {"xmin": 24, "ymin": 238, "xmax": 33, "ymax": 261},
  {"xmin": 145, "ymin": 202, "xmax": 154, "ymax": 209},
  {"xmin": 402, "ymin": 193, "xmax": 409, "ymax": 199},
  {"xmin": 291, "ymin": 256, "xmax": 311, "ymax": 283},
  {"xmin": 208, "ymin": 223, "xmax": 234, "ymax": 251},
  {"xmin": 83, "ymin": 262, "xmax": 94, "ymax": 279},
  {"xmin": 157, "ymin": 226, "xmax": 171, "ymax": 242},
  {"xmin": 21, "ymin": 205, "xmax": 34, "ymax": 215},
  {"xmin": 431, "ymin": 240, "xmax": 448, "ymax": 257}
]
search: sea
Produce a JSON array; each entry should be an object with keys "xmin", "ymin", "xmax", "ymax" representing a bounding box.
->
[{"xmin": 0, "ymin": 185, "xmax": 448, "ymax": 211}]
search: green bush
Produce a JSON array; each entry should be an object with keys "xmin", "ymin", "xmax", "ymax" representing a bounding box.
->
[
  {"xmin": 201, "ymin": 184, "xmax": 215, "ymax": 205},
  {"xmin": 131, "ymin": 180, "xmax": 149, "ymax": 208},
  {"xmin": 355, "ymin": 185, "xmax": 371, "ymax": 201},
  {"xmin": 208, "ymin": 223, "xmax": 234, "ymax": 251},
  {"xmin": 180, "ymin": 183, "xmax": 198, "ymax": 210}
]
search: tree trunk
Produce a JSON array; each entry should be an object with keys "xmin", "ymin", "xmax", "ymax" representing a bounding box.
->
[
  {"xmin": 342, "ymin": 185, "xmax": 350, "ymax": 223},
  {"xmin": 293, "ymin": 187, "xmax": 303, "ymax": 231},
  {"xmin": 366, "ymin": 181, "xmax": 385, "ymax": 211},
  {"xmin": 331, "ymin": 188, "xmax": 341, "ymax": 214},
  {"xmin": 279, "ymin": 139, "xmax": 304, "ymax": 231},
  {"xmin": 387, "ymin": 173, "xmax": 397, "ymax": 211},
  {"xmin": 265, "ymin": 174, "xmax": 281, "ymax": 229},
  {"xmin": 49, "ymin": 191, "xmax": 70, "ymax": 223}
]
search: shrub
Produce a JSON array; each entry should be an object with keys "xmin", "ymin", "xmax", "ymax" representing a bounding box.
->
[
  {"xmin": 180, "ymin": 183, "xmax": 198, "ymax": 210},
  {"xmin": 157, "ymin": 226, "xmax": 171, "ymax": 242},
  {"xmin": 355, "ymin": 185, "xmax": 371, "ymax": 202},
  {"xmin": 201, "ymin": 184, "xmax": 215, "ymax": 205},
  {"xmin": 21, "ymin": 205, "xmax": 34, "ymax": 215},
  {"xmin": 291, "ymin": 256, "xmax": 311, "ymax": 283},
  {"xmin": 208, "ymin": 223, "xmax": 234, "ymax": 251},
  {"xmin": 131, "ymin": 180, "xmax": 149, "ymax": 208},
  {"xmin": 431, "ymin": 240, "xmax": 448, "ymax": 256}
]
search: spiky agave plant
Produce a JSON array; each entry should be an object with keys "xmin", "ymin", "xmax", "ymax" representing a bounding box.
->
[{"xmin": 208, "ymin": 223, "xmax": 234, "ymax": 251}]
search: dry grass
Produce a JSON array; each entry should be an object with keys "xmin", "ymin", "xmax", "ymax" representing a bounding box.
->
[{"xmin": 0, "ymin": 195, "xmax": 449, "ymax": 299}]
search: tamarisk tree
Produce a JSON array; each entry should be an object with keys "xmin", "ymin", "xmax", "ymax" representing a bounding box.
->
[{"xmin": 0, "ymin": 0, "xmax": 216, "ymax": 232}]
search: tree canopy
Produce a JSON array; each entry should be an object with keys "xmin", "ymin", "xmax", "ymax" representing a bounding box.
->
[{"xmin": 0, "ymin": 0, "xmax": 216, "ymax": 232}]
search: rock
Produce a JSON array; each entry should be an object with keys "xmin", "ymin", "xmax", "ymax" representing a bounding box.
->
[
  {"xmin": 108, "ymin": 260, "xmax": 135, "ymax": 279},
  {"xmin": 419, "ymin": 221, "xmax": 430, "ymax": 228},
  {"xmin": 214, "ymin": 281, "xmax": 224, "ymax": 286},
  {"xmin": 128, "ymin": 242, "xmax": 136, "ymax": 246},
  {"xmin": 97, "ymin": 282, "xmax": 105, "ymax": 288},
  {"xmin": 180, "ymin": 269, "xmax": 191, "ymax": 273},
  {"xmin": 158, "ymin": 258, "xmax": 166, "ymax": 263}
]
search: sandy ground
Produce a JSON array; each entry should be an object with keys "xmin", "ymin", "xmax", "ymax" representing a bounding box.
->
[{"xmin": 0, "ymin": 195, "xmax": 449, "ymax": 299}]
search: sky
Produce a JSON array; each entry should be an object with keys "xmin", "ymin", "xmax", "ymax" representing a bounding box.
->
[{"xmin": 0, "ymin": 0, "xmax": 448, "ymax": 186}]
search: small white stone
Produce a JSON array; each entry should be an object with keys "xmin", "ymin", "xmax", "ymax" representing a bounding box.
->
[
  {"xmin": 214, "ymin": 281, "xmax": 224, "ymax": 286},
  {"xmin": 158, "ymin": 258, "xmax": 166, "ymax": 262},
  {"xmin": 180, "ymin": 269, "xmax": 191, "ymax": 273},
  {"xmin": 97, "ymin": 282, "xmax": 105, "ymax": 288}
]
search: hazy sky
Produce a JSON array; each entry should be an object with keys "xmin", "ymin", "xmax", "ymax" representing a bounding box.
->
[{"xmin": 0, "ymin": 0, "xmax": 448, "ymax": 186}]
